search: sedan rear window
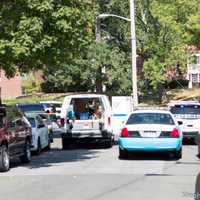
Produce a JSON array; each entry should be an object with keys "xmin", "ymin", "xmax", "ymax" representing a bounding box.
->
[{"xmin": 127, "ymin": 113, "xmax": 175, "ymax": 125}]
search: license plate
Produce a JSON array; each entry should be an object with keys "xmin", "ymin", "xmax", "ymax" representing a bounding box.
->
[
  {"xmin": 140, "ymin": 131, "xmax": 159, "ymax": 138},
  {"xmin": 83, "ymin": 123, "xmax": 90, "ymax": 129}
]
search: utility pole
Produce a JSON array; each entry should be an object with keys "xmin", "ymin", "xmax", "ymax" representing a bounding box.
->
[
  {"xmin": 95, "ymin": 16, "xmax": 101, "ymax": 43},
  {"xmin": 95, "ymin": 16, "xmax": 103, "ymax": 93},
  {"xmin": 130, "ymin": 0, "xmax": 138, "ymax": 106}
]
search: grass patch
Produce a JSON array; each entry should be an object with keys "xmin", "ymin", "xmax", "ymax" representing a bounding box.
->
[{"xmin": 2, "ymin": 93, "xmax": 70, "ymax": 105}]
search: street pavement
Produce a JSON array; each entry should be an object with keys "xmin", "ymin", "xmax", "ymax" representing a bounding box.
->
[{"xmin": 0, "ymin": 137, "xmax": 199, "ymax": 200}]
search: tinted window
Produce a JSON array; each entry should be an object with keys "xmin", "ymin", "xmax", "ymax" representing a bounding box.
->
[
  {"xmin": 127, "ymin": 113, "xmax": 175, "ymax": 125},
  {"xmin": 170, "ymin": 105, "xmax": 200, "ymax": 115},
  {"xmin": 18, "ymin": 104, "xmax": 44, "ymax": 112},
  {"xmin": 27, "ymin": 117, "xmax": 36, "ymax": 127}
]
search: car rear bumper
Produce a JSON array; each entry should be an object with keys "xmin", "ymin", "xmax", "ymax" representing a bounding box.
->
[
  {"xmin": 118, "ymin": 137, "xmax": 182, "ymax": 152},
  {"xmin": 182, "ymin": 131, "xmax": 199, "ymax": 139},
  {"xmin": 62, "ymin": 130, "xmax": 112, "ymax": 139}
]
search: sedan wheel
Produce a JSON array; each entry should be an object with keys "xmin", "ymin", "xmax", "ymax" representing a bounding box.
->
[
  {"xmin": 119, "ymin": 148, "xmax": 128, "ymax": 159},
  {"xmin": 173, "ymin": 148, "xmax": 182, "ymax": 160},
  {"xmin": 20, "ymin": 140, "xmax": 31, "ymax": 164},
  {"xmin": 36, "ymin": 138, "xmax": 42, "ymax": 155},
  {"xmin": 0, "ymin": 145, "xmax": 9, "ymax": 172}
]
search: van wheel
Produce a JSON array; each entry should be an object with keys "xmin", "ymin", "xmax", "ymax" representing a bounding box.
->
[
  {"xmin": 0, "ymin": 145, "xmax": 10, "ymax": 172},
  {"xmin": 62, "ymin": 138, "xmax": 71, "ymax": 150},
  {"xmin": 105, "ymin": 138, "xmax": 113, "ymax": 148},
  {"xmin": 20, "ymin": 140, "xmax": 31, "ymax": 164}
]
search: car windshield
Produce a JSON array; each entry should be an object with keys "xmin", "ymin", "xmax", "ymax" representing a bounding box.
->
[
  {"xmin": 170, "ymin": 105, "xmax": 200, "ymax": 115},
  {"xmin": 27, "ymin": 117, "xmax": 36, "ymax": 127},
  {"xmin": 126, "ymin": 113, "xmax": 175, "ymax": 125},
  {"xmin": 18, "ymin": 104, "xmax": 44, "ymax": 112}
]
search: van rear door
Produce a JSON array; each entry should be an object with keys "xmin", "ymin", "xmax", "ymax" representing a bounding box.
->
[{"xmin": 111, "ymin": 96, "xmax": 133, "ymax": 138}]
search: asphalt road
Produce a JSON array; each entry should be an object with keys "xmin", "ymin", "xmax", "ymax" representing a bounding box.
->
[{"xmin": 0, "ymin": 137, "xmax": 199, "ymax": 200}]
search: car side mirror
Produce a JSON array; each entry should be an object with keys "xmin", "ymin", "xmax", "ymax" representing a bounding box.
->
[{"xmin": 178, "ymin": 121, "xmax": 183, "ymax": 125}]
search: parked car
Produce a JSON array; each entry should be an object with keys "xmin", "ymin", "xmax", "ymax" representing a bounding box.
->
[
  {"xmin": 169, "ymin": 100, "xmax": 200, "ymax": 141},
  {"xmin": 37, "ymin": 113, "xmax": 59, "ymax": 142},
  {"xmin": 60, "ymin": 94, "xmax": 113, "ymax": 149},
  {"xmin": 25, "ymin": 113, "xmax": 51, "ymax": 154},
  {"xmin": 118, "ymin": 109, "xmax": 183, "ymax": 159},
  {"xmin": 0, "ymin": 106, "xmax": 32, "ymax": 172},
  {"xmin": 17, "ymin": 103, "xmax": 45, "ymax": 113},
  {"xmin": 40, "ymin": 101, "xmax": 62, "ymax": 116},
  {"xmin": 195, "ymin": 172, "xmax": 200, "ymax": 200}
]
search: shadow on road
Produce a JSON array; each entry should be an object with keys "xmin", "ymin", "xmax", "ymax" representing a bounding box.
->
[
  {"xmin": 10, "ymin": 141, "xmax": 111, "ymax": 170},
  {"xmin": 119, "ymin": 151, "xmax": 178, "ymax": 161}
]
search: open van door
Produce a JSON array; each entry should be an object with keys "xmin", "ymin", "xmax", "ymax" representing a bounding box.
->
[{"xmin": 111, "ymin": 96, "xmax": 133, "ymax": 140}]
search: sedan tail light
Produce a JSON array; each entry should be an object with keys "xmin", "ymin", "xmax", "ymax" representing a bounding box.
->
[
  {"xmin": 60, "ymin": 118, "xmax": 65, "ymax": 127},
  {"xmin": 121, "ymin": 128, "xmax": 129, "ymax": 137},
  {"xmin": 170, "ymin": 128, "xmax": 180, "ymax": 138}
]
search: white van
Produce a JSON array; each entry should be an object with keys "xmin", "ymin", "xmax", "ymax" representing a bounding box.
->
[{"xmin": 60, "ymin": 94, "xmax": 113, "ymax": 149}]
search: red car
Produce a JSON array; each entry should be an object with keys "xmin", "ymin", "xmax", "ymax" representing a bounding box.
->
[{"xmin": 0, "ymin": 105, "xmax": 32, "ymax": 172}]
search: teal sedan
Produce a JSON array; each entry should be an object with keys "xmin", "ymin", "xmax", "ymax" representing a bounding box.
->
[{"xmin": 118, "ymin": 110, "xmax": 183, "ymax": 159}]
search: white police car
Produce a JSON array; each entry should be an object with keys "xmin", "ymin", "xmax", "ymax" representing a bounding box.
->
[{"xmin": 169, "ymin": 101, "xmax": 200, "ymax": 141}]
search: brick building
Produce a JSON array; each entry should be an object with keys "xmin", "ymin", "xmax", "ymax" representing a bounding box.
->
[{"xmin": 0, "ymin": 70, "xmax": 22, "ymax": 99}]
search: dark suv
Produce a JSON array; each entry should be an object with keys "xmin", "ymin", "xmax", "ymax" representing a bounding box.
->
[{"xmin": 0, "ymin": 105, "xmax": 32, "ymax": 172}]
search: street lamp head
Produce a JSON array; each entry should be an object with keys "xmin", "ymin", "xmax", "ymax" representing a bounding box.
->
[{"xmin": 98, "ymin": 14, "xmax": 111, "ymax": 19}]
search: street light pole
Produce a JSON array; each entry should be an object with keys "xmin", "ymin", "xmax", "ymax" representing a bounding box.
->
[
  {"xmin": 95, "ymin": 16, "xmax": 101, "ymax": 43},
  {"xmin": 130, "ymin": 0, "xmax": 138, "ymax": 106},
  {"xmin": 96, "ymin": 0, "xmax": 138, "ymax": 105}
]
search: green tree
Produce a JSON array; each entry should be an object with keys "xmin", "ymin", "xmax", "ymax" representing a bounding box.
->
[
  {"xmin": 83, "ymin": 42, "xmax": 131, "ymax": 95},
  {"xmin": 0, "ymin": 0, "xmax": 94, "ymax": 77}
]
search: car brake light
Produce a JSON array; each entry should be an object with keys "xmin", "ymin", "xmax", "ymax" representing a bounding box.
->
[
  {"xmin": 170, "ymin": 128, "xmax": 180, "ymax": 138},
  {"xmin": 60, "ymin": 118, "xmax": 65, "ymax": 127},
  {"xmin": 121, "ymin": 128, "xmax": 129, "ymax": 137}
]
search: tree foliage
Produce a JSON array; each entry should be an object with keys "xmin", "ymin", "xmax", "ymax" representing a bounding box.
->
[
  {"xmin": 1, "ymin": 0, "xmax": 200, "ymax": 96},
  {"xmin": 0, "ymin": 0, "xmax": 94, "ymax": 77}
]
